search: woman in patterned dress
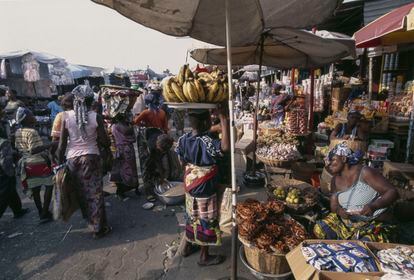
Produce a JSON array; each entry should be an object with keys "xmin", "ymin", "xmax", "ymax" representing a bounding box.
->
[
  {"xmin": 58, "ymin": 85, "xmax": 112, "ymax": 239},
  {"xmin": 14, "ymin": 107, "xmax": 54, "ymax": 223},
  {"xmin": 176, "ymin": 107, "xmax": 229, "ymax": 266},
  {"xmin": 313, "ymin": 142, "xmax": 398, "ymax": 242},
  {"xmin": 109, "ymin": 113, "xmax": 139, "ymax": 198}
]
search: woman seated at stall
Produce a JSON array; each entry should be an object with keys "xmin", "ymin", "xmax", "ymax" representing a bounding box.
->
[
  {"xmin": 330, "ymin": 110, "xmax": 367, "ymax": 141},
  {"xmin": 313, "ymin": 142, "xmax": 398, "ymax": 242}
]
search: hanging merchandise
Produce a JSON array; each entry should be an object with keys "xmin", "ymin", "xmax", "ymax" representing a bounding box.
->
[
  {"xmin": 21, "ymin": 53, "xmax": 40, "ymax": 82},
  {"xmin": 48, "ymin": 62, "xmax": 74, "ymax": 86},
  {"xmin": 0, "ymin": 59, "xmax": 6, "ymax": 79}
]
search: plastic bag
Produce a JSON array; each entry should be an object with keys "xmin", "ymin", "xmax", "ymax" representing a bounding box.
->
[{"xmin": 219, "ymin": 187, "xmax": 232, "ymax": 234}]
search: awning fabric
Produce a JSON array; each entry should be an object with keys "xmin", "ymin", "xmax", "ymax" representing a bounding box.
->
[{"xmin": 354, "ymin": 2, "xmax": 414, "ymax": 48}]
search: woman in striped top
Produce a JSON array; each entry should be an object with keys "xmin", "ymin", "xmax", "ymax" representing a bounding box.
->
[{"xmin": 314, "ymin": 142, "xmax": 398, "ymax": 242}]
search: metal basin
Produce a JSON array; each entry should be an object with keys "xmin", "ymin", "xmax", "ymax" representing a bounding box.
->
[{"xmin": 154, "ymin": 181, "xmax": 185, "ymax": 206}]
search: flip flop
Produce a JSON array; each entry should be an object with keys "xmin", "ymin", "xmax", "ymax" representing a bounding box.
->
[
  {"xmin": 197, "ymin": 255, "xmax": 226, "ymax": 267},
  {"xmin": 146, "ymin": 195, "xmax": 156, "ymax": 202}
]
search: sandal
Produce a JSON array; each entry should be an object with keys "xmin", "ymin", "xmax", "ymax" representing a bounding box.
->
[
  {"xmin": 146, "ymin": 195, "xmax": 156, "ymax": 202},
  {"xmin": 93, "ymin": 226, "xmax": 112, "ymax": 239}
]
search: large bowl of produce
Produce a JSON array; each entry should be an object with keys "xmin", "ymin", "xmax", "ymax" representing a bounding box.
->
[
  {"xmin": 154, "ymin": 181, "xmax": 185, "ymax": 205},
  {"xmin": 256, "ymin": 130, "xmax": 301, "ymax": 167},
  {"xmin": 266, "ymin": 179, "xmax": 318, "ymax": 214}
]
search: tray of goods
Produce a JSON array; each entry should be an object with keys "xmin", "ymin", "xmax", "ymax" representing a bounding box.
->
[
  {"xmin": 389, "ymin": 93, "xmax": 413, "ymax": 120},
  {"xmin": 266, "ymin": 179, "xmax": 318, "ymax": 214},
  {"xmin": 256, "ymin": 131, "xmax": 300, "ymax": 167},
  {"xmin": 286, "ymin": 108, "xmax": 307, "ymax": 135},
  {"xmin": 236, "ymin": 199, "xmax": 307, "ymax": 275},
  {"xmin": 163, "ymin": 65, "xmax": 229, "ymax": 107},
  {"xmin": 256, "ymin": 144, "xmax": 301, "ymax": 168}
]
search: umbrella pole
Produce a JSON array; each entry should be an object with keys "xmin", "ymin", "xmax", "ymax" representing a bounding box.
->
[
  {"xmin": 406, "ymin": 90, "xmax": 414, "ymax": 162},
  {"xmin": 309, "ymin": 69, "xmax": 315, "ymax": 133},
  {"xmin": 225, "ymin": 1, "xmax": 238, "ymax": 279},
  {"xmin": 252, "ymin": 35, "xmax": 265, "ymax": 175}
]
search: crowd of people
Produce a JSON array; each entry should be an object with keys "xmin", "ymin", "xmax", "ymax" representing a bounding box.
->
[
  {"xmin": 0, "ymin": 80, "xmax": 403, "ymax": 267},
  {"xmin": 0, "ymin": 84, "xmax": 231, "ymax": 266}
]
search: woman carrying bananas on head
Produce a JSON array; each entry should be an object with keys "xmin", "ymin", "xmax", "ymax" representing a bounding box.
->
[{"xmin": 175, "ymin": 106, "xmax": 230, "ymax": 266}]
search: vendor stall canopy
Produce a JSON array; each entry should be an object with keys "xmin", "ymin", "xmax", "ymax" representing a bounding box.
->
[
  {"xmin": 91, "ymin": 0, "xmax": 342, "ymax": 47},
  {"xmin": 190, "ymin": 28, "xmax": 356, "ymax": 69},
  {"xmin": 354, "ymin": 2, "xmax": 414, "ymax": 48}
]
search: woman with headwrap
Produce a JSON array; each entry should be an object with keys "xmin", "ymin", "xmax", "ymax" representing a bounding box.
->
[
  {"xmin": 14, "ymin": 107, "xmax": 53, "ymax": 223},
  {"xmin": 330, "ymin": 110, "xmax": 367, "ymax": 141},
  {"xmin": 109, "ymin": 112, "xmax": 139, "ymax": 199},
  {"xmin": 313, "ymin": 142, "xmax": 398, "ymax": 242},
  {"xmin": 176, "ymin": 107, "xmax": 230, "ymax": 266},
  {"xmin": 132, "ymin": 89, "xmax": 168, "ymax": 133},
  {"xmin": 57, "ymin": 85, "xmax": 112, "ymax": 239}
]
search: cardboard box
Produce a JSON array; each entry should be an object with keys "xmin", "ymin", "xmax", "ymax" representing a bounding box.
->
[{"xmin": 286, "ymin": 239, "xmax": 384, "ymax": 280}]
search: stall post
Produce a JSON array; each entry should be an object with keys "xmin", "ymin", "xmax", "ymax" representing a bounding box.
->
[
  {"xmin": 368, "ymin": 57, "xmax": 373, "ymax": 101},
  {"xmin": 406, "ymin": 90, "xmax": 414, "ymax": 163},
  {"xmin": 224, "ymin": 0, "xmax": 237, "ymax": 278},
  {"xmin": 252, "ymin": 34, "xmax": 265, "ymax": 175},
  {"xmin": 309, "ymin": 69, "xmax": 315, "ymax": 132}
]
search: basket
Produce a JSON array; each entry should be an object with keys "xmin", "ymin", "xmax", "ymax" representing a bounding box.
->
[
  {"xmin": 256, "ymin": 154, "xmax": 295, "ymax": 168},
  {"xmin": 239, "ymin": 238, "xmax": 291, "ymax": 275},
  {"xmin": 266, "ymin": 179, "xmax": 318, "ymax": 214}
]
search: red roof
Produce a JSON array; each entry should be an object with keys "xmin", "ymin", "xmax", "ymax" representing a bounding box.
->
[{"xmin": 354, "ymin": 2, "xmax": 414, "ymax": 48}]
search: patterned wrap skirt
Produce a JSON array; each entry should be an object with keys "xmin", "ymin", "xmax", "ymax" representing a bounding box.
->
[
  {"xmin": 313, "ymin": 213, "xmax": 396, "ymax": 243},
  {"xmin": 67, "ymin": 154, "xmax": 107, "ymax": 233},
  {"xmin": 110, "ymin": 143, "xmax": 139, "ymax": 188},
  {"xmin": 185, "ymin": 193, "xmax": 221, "ymax": 246}
]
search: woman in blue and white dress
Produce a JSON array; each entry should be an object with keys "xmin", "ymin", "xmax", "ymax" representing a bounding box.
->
[{"xmin": 314, "ymin": 142, "xmax": 398, "ymax": 242}]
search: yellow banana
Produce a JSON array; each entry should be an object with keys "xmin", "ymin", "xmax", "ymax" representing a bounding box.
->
[
  {"xmin": 221, "ymin": 83, "xmax": 229, "ymax": 102},
  {"xmin": 212, "ymin": 83, "xmax": 224, "ymax": 103},
  {"xmin": 177, "ymin": 65, "xmax": 187, "ymax": 86},
  {"xmin": 171, "ymin": 78, "xmax": 187, "ymax": 102},
  {"xmin": 197, "ymin": 72, "xmax": 213, "ymax": 83},
  {"xmin": 207, "ymin": 81, "xmax": 219, "ymax": 102},
  {"xmin": 183, "ymin": 81, "xmax": 195, "ymax": 102},
  {"xmin": 193, "ymin": 79, "xmax": 205, "ymax": 102},
  {"xmin": 185, "ymin": 66, "xmax": 194, "ymax": 81},
  {"xmin": 162, "ymin": 77, "xmax": 179, "ymax": 102}
]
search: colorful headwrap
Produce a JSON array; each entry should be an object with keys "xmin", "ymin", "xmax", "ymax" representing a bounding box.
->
[
  {"xmin": 326, "ymin": 142, "xmax": 364, "ymax": 166},
  {"xmin": 15, "ymin": 107, "xmax": 31, "ymax": 125},
  {"xmin": 72, "ymin": 85, "xmax": 94, "ymax": 138},
  {"xmin": 144, "ymin": 90, "xmax": 161, "ymax": 112}
]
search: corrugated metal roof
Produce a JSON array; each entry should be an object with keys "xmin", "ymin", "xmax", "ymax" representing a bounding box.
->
[{"xmin": 364, "ymin": 0, "xmax": 414, "ymax": 25}]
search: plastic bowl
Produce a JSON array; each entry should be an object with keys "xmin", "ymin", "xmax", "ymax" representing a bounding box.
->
[{"xmin": 239, "ymin": 245, "xmax": 292, "ymax": 280}]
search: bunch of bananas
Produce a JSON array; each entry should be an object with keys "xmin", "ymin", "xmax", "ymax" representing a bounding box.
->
[{"xmin": 162, "ymin": 64, "xmax": 229, "ymax": 103}]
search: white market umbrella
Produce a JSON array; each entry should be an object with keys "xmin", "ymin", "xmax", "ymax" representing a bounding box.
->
[
  {"xmin": 190, "ymin": 28, "xmax": 356, "ymax": 68},
  {"xmin": 90, "ymin": 1, "xmax": 342, "ymax": 278}
]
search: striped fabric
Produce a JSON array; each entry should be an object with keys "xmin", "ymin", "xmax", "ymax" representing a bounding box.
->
[
  {"xmin": 337, "ymin": 167, "xmax": 387, "ymax": 221},
  {"xmin": 15, "ymin": 128, "xmax": 44, "ymax": 156}
]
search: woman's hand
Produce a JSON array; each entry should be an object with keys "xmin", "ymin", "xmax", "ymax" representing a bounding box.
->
[
  {"xmin": 359, "ymin": 204, "xmax": 375, "ymax": 216},
  {"xmin": 336, "ymin": 206, "xmax": 350, "ymax": 219}
]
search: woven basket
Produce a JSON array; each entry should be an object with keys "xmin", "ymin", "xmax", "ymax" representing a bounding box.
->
[
  {"xmin": 239, "ymin": 238, "xmax": 291, "ymax": 275},
  {"xmin": 266, "ymin": 179, "xmax": 318, "ymax": 214},
  {"xmin": 256, "ymin": 154, "xmax": 294, "ymax": 168}
]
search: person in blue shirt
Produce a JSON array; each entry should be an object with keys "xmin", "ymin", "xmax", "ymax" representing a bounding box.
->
[{"xmin": 47, "ymin": 95, "xmax": 63, "ymax": 123}]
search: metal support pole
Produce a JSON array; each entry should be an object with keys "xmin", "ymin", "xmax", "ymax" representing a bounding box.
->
[
  {"xmin": 309, "ymin": 69, "xmax": 315, "ymax": 132},
  {"xmin": 406, "ymin": 91, "xmax": 414, "ymax": 163},
  {"xmin": 225, "ymin": 1, "xmax": 238, "ymax": 279},
  {"xmin": 252, "ymin": 35, "xmax": 265, "ymax": 175},
  {"xmin": 368, "ymin": 57, "xmax": 373, "ymax": 101}
]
